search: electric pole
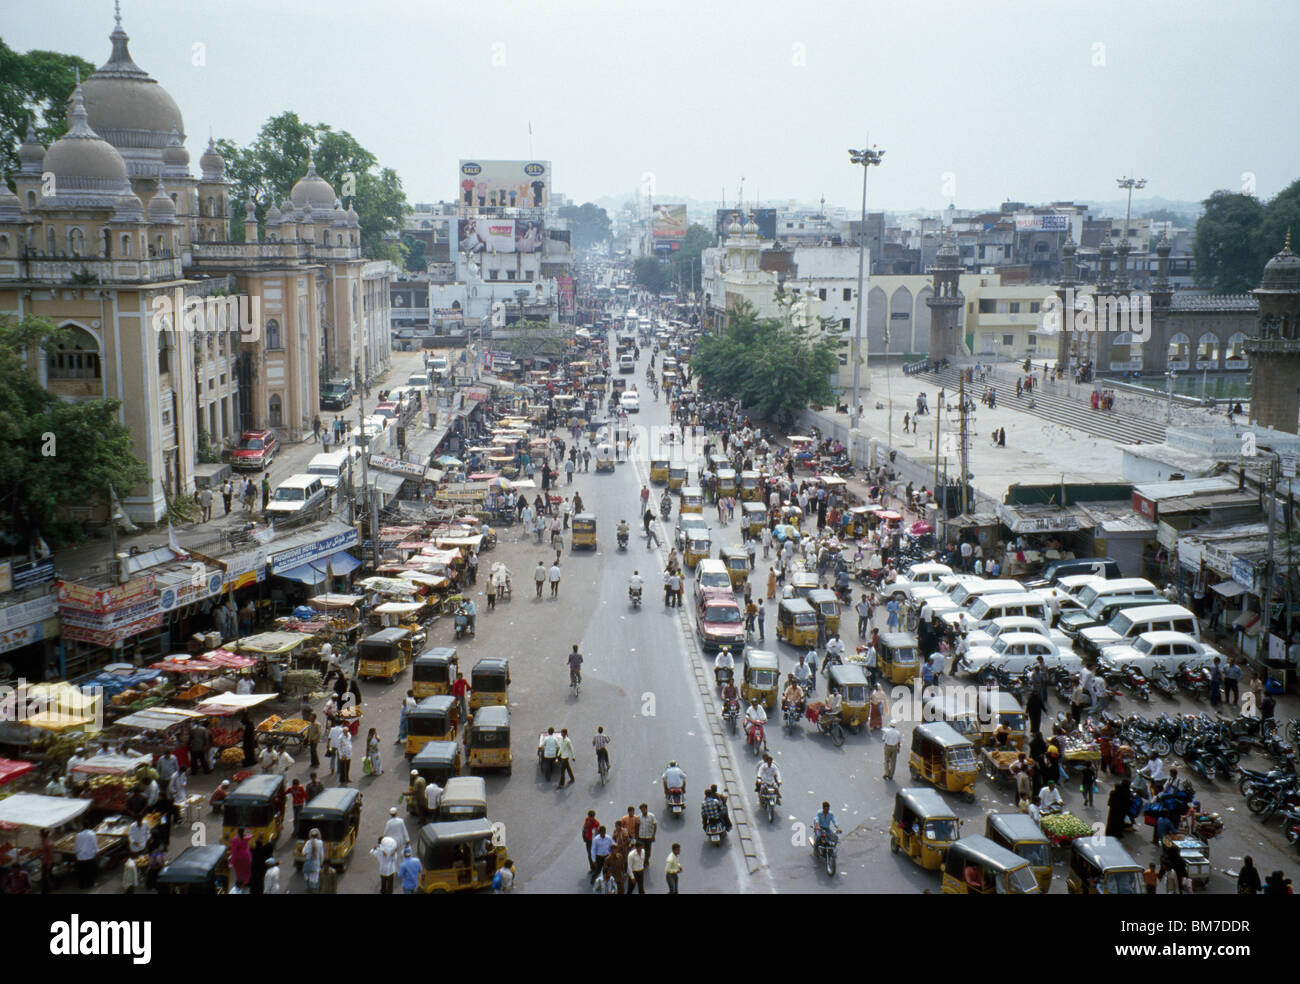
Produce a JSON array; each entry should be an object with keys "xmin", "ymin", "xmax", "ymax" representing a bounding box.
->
[{"xmin": 958, "ymin": 375, "xmax": 970, "ymax": 517}]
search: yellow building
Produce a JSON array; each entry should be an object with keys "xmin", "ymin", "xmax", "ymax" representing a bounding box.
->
[{"xmin": 963, "ymin": 281, "xmax": 1096, "ymax": 362}]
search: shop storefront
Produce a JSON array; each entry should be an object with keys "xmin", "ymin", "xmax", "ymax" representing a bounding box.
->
[{"xmin": 267, "ymin": 523, "xmax": 362, "ymax": 605}]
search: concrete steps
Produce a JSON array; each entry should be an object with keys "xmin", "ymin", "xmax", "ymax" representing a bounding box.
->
[{"xmin": 916, "ymin": 366, "xmax": 1168, "ymax": 445}]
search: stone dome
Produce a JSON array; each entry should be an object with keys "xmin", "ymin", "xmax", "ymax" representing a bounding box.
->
[
  {"xmin": 265, "ymin": 202, "xmax": 282, "ymax": 226},
  {"xmin": 41, "ymin": 85, "xmax": 130, "ymax": 206},
  {"xmin": 726, "ymin": 214, "xmax": 742, "ymax": 237},
  {"xmin": 147, "ymin": 178, "xmax": 177, "ymax": 223},
  {"xmin": 1258, "ymin": 234, "xmax": 1300, "ymax": 293},
  {"xmin": 290, "ymin": 152, "xmax": 336, "ymax": 209},
  {"xmin": 346, "ymin": 204, "xmax": 359, "ymax": 228},
  {"xmin": 163, "ymin": 127, "xmax": 189, "ymax": 167},
  {"xmin": 331, "ymin": 199, "xmax": 349, "ymax": 227},
  {"xmin": 0, "ymin": 183, "xmax": 21, "ymax": 222},
  {"xmin": 199, "ymin": 138, "xmax": 226, "ymax": 181},
  {"xmin": 79, "ymin": 11, "xmax": 185, "ymax": 177}
]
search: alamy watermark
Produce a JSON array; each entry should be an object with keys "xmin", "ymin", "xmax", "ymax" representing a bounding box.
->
[
  {"xmin": 1040, "ymin": 288, "xmax": 1151, "ymax": 342},
  {"xmin": 150, "ymin": 292, "xmax": 262, "ymax": 343},
  {"xmin": 0, "ymin": 679, "xmax": 104, "ymax": 732}
]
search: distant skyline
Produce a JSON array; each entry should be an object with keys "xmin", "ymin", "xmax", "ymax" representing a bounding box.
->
[{"xmin": 7, "ymin": 0, "xmax": 1297, "ymax": 213}]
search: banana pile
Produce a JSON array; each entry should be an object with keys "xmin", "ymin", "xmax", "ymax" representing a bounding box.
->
[{"xmin": 1039, "ymin": 812, "xmax": 1091, "ymax": 840}]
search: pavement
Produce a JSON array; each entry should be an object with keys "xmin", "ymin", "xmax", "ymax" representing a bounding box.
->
[{"xmin": 61, "ymin": 341, "xmax": 1300, "ymax": 894}]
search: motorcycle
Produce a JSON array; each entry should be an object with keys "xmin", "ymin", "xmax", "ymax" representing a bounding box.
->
[
  {"xmin": 628, "ymin": 585, "xmax": 642, "ymax": 608},
  {"xmin": 783, "ymin": 702, "xmax": 801, "ymax": 734},
  {"xmin": 665, "ymin": 787, "xmax": 685, "ymax": 818},
  {"xmin": 1238, "ymin": 754, "xmax": 1296, "ymax": 797},
  {"xmin": 758, "ymin": 782, "xmax": 780, "ymax": 824},
  {"xmin": 1148, "ymin": 666, "xmax": 1179, "ymax": 698},
  {"xmin": 1282, "ymin": 808, "xmax": 1300, "ymax": 853},
  {"xmin": 715, "ymin": 665, "xmax": 734, "ymax": 694},
  {"xmin": 617, "ymin": 529, "xmax": 629, "ymax": 550},
  {"xmin": 723, "ymin": 698, "xmax": 740, "ymax": 734},
  {"xmin": 810, "ymin": 827, "xmax": 839, "ymax": 876},
  {"xmin": 746, "ymin": 721, "xmax": 766, "ymax": 756},
  {"xmin": 1121, "ymin": 665, "xmax": 1151, "ymax": 702},
  {"xmin": 453, "ymin": 604, "xmax": 475, "ymax": 640},
  {"xmin": 1247, "ymin": 780, "xmax": 1300, "ymax": 822},
  {"xmin": 660, "ymin": 496, "xmax": 672, "ymax": 521}
]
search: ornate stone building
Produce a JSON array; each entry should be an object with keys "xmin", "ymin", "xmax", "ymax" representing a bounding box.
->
[
  {"xmin": 1245, "ymin": 236, "xmax": 1300, "ymax": 434},
  {"xmin": 0, "ymin": 10, "xmax": 392, "ymax": 522},
  {"xmin": 925, "ymin": 233, "xmax": 963, "ymax": 360}
]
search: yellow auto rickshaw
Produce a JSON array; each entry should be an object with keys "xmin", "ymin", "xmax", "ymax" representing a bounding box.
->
[
  {"xmin": 680, "ymin": 486, "xmax": 704, "ymax": 515},
  {"xmin": 410, "ymin": 741, "xmax": 462, "ymax": 808},
  {"xmin": 469, "ymin": 656, "xmax": 510, "ymax": 710},
  {"xmin": 222, "ymin": 774, "xmax": 287, "ymax": 848},
  {"xmin": 908, "ymin": 722, "xmax": 978, "ymax": 801},
  {"xmin": 595, "ymin": 443, "xmax": 616, "ymax": 472},
  {"xmin": 715, "ymin": 468, "xmax": 737, "ymax": 498},
  {"xmin": 357, "ymin": 627, "xmax": 413, "ymax": 683},
  {"xmin": 940, "ymin": 835, "xmax": 1041, "ymax": 894},
  {"xmin": 878, "ymin": 631, "xmax": 920, "ymax": 684},
  {"xmin": 416, "ymin": 818, "xmax": 507, "ymax": 894},
  {"xmin": 406, "ymin": 695, "xmax": 458, "ymax": 757},
  {"xmin": 739, "ymin": 470, "xmax": 761, "ymax": 502},
  {"xmin": 684, "ymin": 531, "xmax": 712, "ymax": 569},
  {"xmin": 668, "ymin": 464, "xmax": 687, "ymax": 491},
  {"xmin": 720, "ymin": 545, "xmax": 750, "ymax": 589},
  {"xmin": 411, "ymin": 647, "xmax": 458, "ymax": 698},
  {"xmin": 571, "ymin": 513, "xmax": 597, "ymax": 551},
  {"xmin": 437, "ymin": 776, "xmax": 488, "ymax": 821},
  {"xmin": 826, "ymin": 663, "xmax": 870, "ymax": 730},
  {"xmin": 790, "ymin": 571, "xmax": 820, "ymax": 601},
  {"xmin": 922, "ymin": 691, "xmax": 981, "ymax": 742},
  {"xmin": 707, "ymin": 454, "xmax": 730, "ymax": 475},
  {"xmin": 742, "ymin": 501, "xmax": 767, "ymax": 538},
  {"xmin": 1066, "ymin": 838, "xmax": 1144, "ymax": 895},
  {"xmin": 889, "ymin": 787, "xmax": 960, "ymax": 871},
  {"xmin": 977, "ymin": 690, "xmax": 1028, "ymax": 750},
  {"xmin": 985, "ymin": 813, "xmax": 1053, "ymax": 893},
  {"xmin": 776, "ymin": 598, "xmax": 818, "ymax": 648},
  {"xmin": 843, "ymin": 506, "xmax": 873, "ymax": 539},
  {"xmin": 741, "ymin": 649, "xmax": 780, "ymax": 709},
  {"xmin": 465, "ymin": 705, "xmax": 512, "ymax": 774},
  {"xmin": 294, "ymin": 786, "xmax": 362, "ymax": 868},
  {"xmin": 807, "ymin": 588, "xmax": 840, "ymax": 637},
  {"xmin": 650, "ymin": 458, "xmax": 670, "ymax": 484}
]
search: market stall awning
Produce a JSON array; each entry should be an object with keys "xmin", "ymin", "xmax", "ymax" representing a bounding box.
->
[
  {"xmin": 309, "ymin": 593, "xmax": 364, "ymax": 608},
  {"xmin": 374, "ymin": 601, "xmax": 424, "ymax": 615},
  {"xmin": 229, "ymin": 632, "xmax": 311, "ymax": 655},
  {"xmin": 0, "ymin": 759, "xmax": 34, "ymax": 786},
  {"xmin": 279, "ymin": 551, "xmax": 362, "ymax": 585},
  {"xmin": 397, "ymin": 571, "xmax": 448, "ymax": 589},
  {"xmin": 367, "ymin": 472, "xmax": 407, "ymax": 496},
  {"xmin": 1212, "ymin": 580, "xmax": 1247, "ymax": 598},
  {"xmin": 114, "ymin": 707, "xmax": 205, "ymax": 731},
  {"xmin": 0, "ymin": 793, "xmax": 91, "ymax": 829},
  {"xmin": 196, "ymin": 692, "xmax": 278, "ymax": 712},
  {"xmin": 70, "ymin": 752, "xmax": 152, "ymax": 776}
]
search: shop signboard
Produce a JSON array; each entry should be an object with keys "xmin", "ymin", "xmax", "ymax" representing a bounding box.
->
[{"xmin": 269, "ymin": 528, "xmax": 359, "ymax": 576}]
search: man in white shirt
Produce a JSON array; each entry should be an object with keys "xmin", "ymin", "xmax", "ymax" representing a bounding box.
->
[
  {"xmin": 263, "ymin": 857, "xmax": 284, "ymax": 894},
  {"xmin": 959, "ymin": 540, "xmax": 973, "ymax": 572},
  {"xmin": 881, "ymin": 723, "xmax": 902, "ymax": 780},
  {"xmin": 626, "ymin": 843, "xmax": 646, "ymax": 894},
  {"xmin": 548, "ymin": 562, "xmax": 562, "ymax": 598},
  {"xmin": 1139, "ymin": 755, "xmax": 1166, "ymax": 793},
  {"xmin": 713, "ymin": 647, "xmax": 735, "ymax": 688},
  {"xmin": 371, "ymin": 837, "xmax": 400, "ymax": 894},
  {"xmin": 382, "ymin": 807, "xmax": 410, "ymax": 852},
  {"xmin": 755, "ymin": 754, "xmax": 782, "ymax": 800},
  {"xmin": 337, "ymin": 728, "xmax": 354, "ymax": 783},
  {"xmin": 425, "ymin": 780, "xmax": 444, "ymax": 817},
  {"xmin": 126, "ymin": 818, "xmax": 149, "ymax": 855},
  {"xmin": 74, "ymin": 827, "xmax": 99, "ymax": 888},
  {"xmin": 743, "ymin": 699, "xmax": 767, "ymax": 748}
]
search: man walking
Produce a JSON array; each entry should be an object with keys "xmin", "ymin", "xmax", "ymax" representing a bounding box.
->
[
  {"xmin": 188, "ymin": 721, "xmax": 212, "ymax": 775},
  {"xmin": 261, "ymin": 475, "xmax": 271, "ymax": 512},
  {"xmin": 534, "ymin": 560, "xmax": 547, "ymax": 598},
  {"xmin": 881, "ymin": 721, "xmax": 901, "ymax": 780},
  {"xmin": 199, "ymin": 485, "xmax": 213, "ymax": 522},
  {"xmin": 221, "ymin": 479, "xmax": 233, "ymax": 516},
  {"xmin": 549, "ymin": 560, "xmax": 562, "ymax": 598},
  {"xmin": 756, "ymin": 600, "xmax": 766, "ymax": 643},
  {"xmin": 555, "ymin": 728, "xmax": 576, "ymax": 788},
  {"xmin": 636, "ymin": 803, "xmax": 657, "ymax": 867},
  {"xmin": 664, "ymin": 843, "xmax": 682, "ymax": 894},
  {"xmin": 855, "ymin": 594, "xmax": 872, "ymax": 641},
  {"xmin": 626, "ymin": 843, "xmax": 646, "ymax": 894},
  {"xmin": 312, "ymin": 415, "xmax": 321, "ymax": 443}
]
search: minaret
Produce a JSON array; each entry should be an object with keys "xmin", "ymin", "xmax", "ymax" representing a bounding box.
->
[
  {"xmin": 925, "ymin": 230, "xmax": 963, "ymax": 360},
  {"xmin": 1150, "ymin": 231, "xmax": 1172, "ymax": 312},
  {"xmin": 1055, "ymin": 234, "xmax": 1079, "ymax": 369},
  {"xmin": 1245, "ymin": 232, "xmax": 1300, "ymax": 434},
  {"xmin": 243, "ymin": 198, "xmax": 258, "ymax": 243}
]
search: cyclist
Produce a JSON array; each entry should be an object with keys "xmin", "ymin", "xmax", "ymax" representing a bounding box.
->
[
  {"xmin": 568, "ymin": 645, "xmax": 584, "ymax": 692},
  {"xmin": 592, "ymin": 726, "xmax": 611, "ymax": 777}
]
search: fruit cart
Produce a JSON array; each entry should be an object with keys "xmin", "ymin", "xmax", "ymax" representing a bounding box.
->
[
  {"xmin": 254, "ymin": 715, "xmax": 311, "ymax": 754},
  {"xmin": 110, "ymin": 706, "xmax": 207, "ymax": 771},
  {"xmin": 1037, "ymin": 811, "xmax": 1093, "ymax": 847},
  {"xmin": 71, "ymin": 752, "xmax": 153, "ymax": 812},
  {"xmin": 0, "ymin": 793, "xmax": 93, "ymax": 885},
  {"xmin": 196, "ymin": 692, "xmax": 279, "ymax": 752},
  {"xmin": 981, "ymin": 747, "xmax": 1021, "ymax": 787}
]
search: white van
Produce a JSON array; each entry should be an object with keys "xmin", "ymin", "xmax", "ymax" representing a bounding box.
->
[
  {"xmin": 266, "ymin": 474, "xmax": 328, "ymax": 517},
  {"xmin": 618, "ymin": 353, "xmax": 635, "ymax": 373},
  {"xmin": 622, "ymin": 390, "xmax": 640, "ymax": 413},
  {"xmin": 306, "ymin": 449, "xmax": 360, "ymax": 490},
  {"xmin": 407, "ymin": 372, "xmax": 431, "ymax": 390},
  {"xmin": 937, "ymin": 579, "xmax": 1030, "ymax": 630},
  {"xmin": 965, "ymin": 591, "xmax": 1050, "ymax": 629},
  {"xmin": 1078, "ymin": 604, "xmax": 1200, "ymax": 653},
  {"xmin": 1074, "ymin": 578, "xmax": 1158, "ymax": 612}
]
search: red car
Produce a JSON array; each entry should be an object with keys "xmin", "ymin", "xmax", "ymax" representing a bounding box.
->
[
  {"xmin": 231, "ymin": 430, "xmax": 278, "ymax": 471},
  {"xmin": 696, "ymin": 590, "xmax": 745, "ymax": 653}
]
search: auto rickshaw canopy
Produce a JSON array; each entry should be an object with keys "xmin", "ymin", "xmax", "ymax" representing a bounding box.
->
[
  {"xmin": 411, "ymin": 740, "xmax": 460, "ymax": 782},
  {"xmin": 471, "ymin": 657, "xmax": 510, "ymax": 688},
  {"xmin": 893, "ymin": 786, "xmax": 957, "ymax": 824},
  {"xmin": 156, "ymin": 845, "xmax": 227, "ymax": 888},
  {"xmin": 778, "ymin": 597, "xmax": 816, "ymax": 622},
  {"xmin": 416, "ymin": 818, "xmax": 499, "ymax": 867}
]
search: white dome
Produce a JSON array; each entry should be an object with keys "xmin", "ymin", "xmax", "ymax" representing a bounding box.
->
[
  {"xmin": 40, "ymin": 85, "xmax": 129, "ymax": 209},
  {"xmin": 290, "ymin": 152, "xmax": 335, "ymax": 209}
]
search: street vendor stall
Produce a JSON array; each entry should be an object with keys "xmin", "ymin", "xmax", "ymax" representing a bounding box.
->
[
  {"xmin": 195, "ymin": 693, "xmax": 279, "ymax": 761},
  {"xmin": 0, "ymin": 793, "xmax": 92, "ymax": 882},
  {"xmin": 111, "ymin": 707, "xmax": 207, "ymax": 770},
  {"xmin": 71, "ymin": 751, "xmax": 153, "ymax": 812},
  {"xmin": 228, "ymin": 630, "xmax": 316, "ymax": 674}
]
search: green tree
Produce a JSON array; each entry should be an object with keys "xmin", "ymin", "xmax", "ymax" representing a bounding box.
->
[
  {"xmin": 1256, "ymin": 178, "xmax": 1300, "ymax": 265},
  {"xmin": 690, "ymin": 300, "xmax": 841, "ymax": 427},
  {"xmin": 632, "ymin": 256, "xmax": 670, "ymax": 293},
  {"xmin": 1193, "ymin": 190, "xmax": 1269, "ymax": 293},
  {"xmin": 557, "ymin": 202, "xmax": 612, "ymax": 251},
  {"xmin": 401, "ymin": 233, "xmax": 427, "ymax": 272},
  {"xmin": 0, "ymin": 315, "xmax": 148, "ymax": 550},
  {"xmin": 670, "ymin": 224, "xmax": 714, "ymax": 291},
  {"xmin": 0, "ymin": 40, "xmax": 95, "ymax": 182},
  {"xmin": 216, "ymin": 112, "xmax": 408, "ymax": 262}
]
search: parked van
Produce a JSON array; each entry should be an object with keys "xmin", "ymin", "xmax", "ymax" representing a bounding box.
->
[
  {"xmin": 306, "ymin": 449, "xmax": 360, "ymax": 490},
  {"xmin": 1058, "ymin": 594, "xmax": 1169, "ymax": 641},
  {"xmin": 1074, "ymin": 578, "xmax": 1158, "ymax": 613},
  {"xmin": 1022, "ymin": 557, "xmax": 1120, "ymax": 590},
  {"xmin": 407, "ymin": 371, "xmax": 431, "ymax": 391},
  {"xmin": 964, "ymin": 591, "xmax": 1050, "ymax": 629},
  {"xmin": 1077, "ymin": 604, "xmax": 1200, "ymax": 655},
  {"xmin": 936, "ymin": 580, "xmax": 1030, "ymax": 631},
  {"xmin": 266, "ymin": 474, "xmax": 328, "ymax": 517}
]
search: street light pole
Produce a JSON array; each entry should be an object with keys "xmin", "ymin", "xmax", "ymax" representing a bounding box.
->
[
  {"xmin": 848, "ymin": 145, "xmax": 884, "ymax": 424},
  {"xmin": 1166, "ymin": 369, "xmax": 1176, "ymax": 423},
  {"xmin": 1116, "ymin": 175, "xmax": 1147, "ymax": 244}
]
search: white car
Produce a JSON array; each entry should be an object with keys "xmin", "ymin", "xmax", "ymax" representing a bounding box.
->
[
  {"xmin": 965, "ymin": 616, "xmax": 1074, "ymax": 651},
  {"xmin": 1097, "ymin": 632, "xmax": 1221, "ymax": 676},
  {"xmin": 883, "ymin": 562, "xmax": 953, "ymax": 603},
  {"xmin": 622, "ymin": 391, "xmax": 640, "ymax": 413},
  {"xmin": 960, "ymin": 632, "xmax": 1083, "ymax": 676},
  {"xmin": 915, "ymin": 574, "xmax": 983, "ymax": 622}
]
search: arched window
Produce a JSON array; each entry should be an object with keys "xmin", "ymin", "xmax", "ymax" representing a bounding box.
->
[
  {"xmin": 204, "ymin": 196, "xmax": 214, "ymax": 217},
  {"xmin": 337, "ymin": 233, "xmax": 343, "ymax": 246},
  {"xmin": 26, "ymin": 191, "xmax": 36, "ymax": 210},
  {"xmin": 1109, "ymin": 331, "xmax": 1139, "ymax": 369},
  {"xmin": 68, "ymin": 227, "xmax": 84, "ymax": 256},
  {"xmin": 48, "ymin": 325, "xmax": 102, "ymax": 380},
  {"xmin": 158, "ymin": 330, "xmax": 172, "ymax": 375},
  {"xmin": 1196, "ymin": 332, "xmax": 1219, "ymax": 366},
  {"xmin": 1167, "ymin": 332, "xmax": 1190, "ymax": 367},
  {"xmin": 101, "ymin": 228, "xmax": 111, "ymax": 258},
  {"xmin": 121, "ymin": 233, "xmax": 132, "ymax": 257},
  {"xmin": 46, "ymin": 226, "xmax": 56, "ymax": 254},
  {"xmin": 268, "ymin": 393, "xmax": 283, "ymax": 428},
  {"xmin": 1225, "ymin": 332, "xmax": 1247, "ymax": 363},
  {"xmin": 265, "ymin": 319, "xmax": 282, "ymax": 350},
  {"xmin": 1259, "ymin": 315, "xmax": 1278, "ymax": 340}
]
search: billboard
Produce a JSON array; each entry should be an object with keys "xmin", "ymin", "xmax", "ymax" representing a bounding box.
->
[
  {"xmin": 458, "ymin": 160, "xmax": 550, "ymax": 208},
  {"xmin": 714, "ymin": 208, "xmax": 777, "ymax": 241},
  {"xmin": 652, "ymin": 204, "xmax": 688, "ymax": 240},
  {"xmin": 457, "ymin": 217, "xmax": 546, "ymax": 254}
]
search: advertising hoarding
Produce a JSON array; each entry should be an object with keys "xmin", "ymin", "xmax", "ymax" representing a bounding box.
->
[
  {"xmin": 652, "ymin": 204, "xmax": 688, "ymax": 240},
  {"xmin": 458, "ymin": 160, "xmax": 550, "ymax": 208}
]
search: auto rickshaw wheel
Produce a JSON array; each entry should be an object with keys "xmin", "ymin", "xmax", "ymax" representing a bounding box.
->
[
  {"xmin": 909, "ymin": 765, "xmax": 920, "ymax": 780},
  {"xmin": 889, "ymin": 834, "xmax": 899, "ymax": 854},
  {"xmin": 964, "ymin": 788, "xmax": 977, "ymax": 803},
  {"xmin": 506, "ymin": 766, "xmax": 512, "ymax": 776}
]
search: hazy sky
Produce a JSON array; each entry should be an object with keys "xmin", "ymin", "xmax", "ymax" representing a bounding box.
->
[{"xmin": 8, "ymin": 0, "xmax": 1298, "ymax": 212}]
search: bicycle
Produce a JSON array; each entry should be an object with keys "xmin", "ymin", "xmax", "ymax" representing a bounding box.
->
[
  {"xmin": 570, "ymin": 669, "xmax": 582, "ymax": 697},
  {"xmin": 597, "ymin": 752, "xmax": 610, "ymax": 785}
]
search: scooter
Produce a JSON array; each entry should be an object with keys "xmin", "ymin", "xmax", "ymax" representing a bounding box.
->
[
  {"xmin": 1122, "ymin": 665, "xmax": 1151, "ymax": 702},
  {"xmin": 723, "ymin": 697, "xmax": 740, "ymax": 734},
  {"xmin": 1148, "ymin": 666, "xmax": 1179, "ymax": 698},
  {"xmin": 453, "ymin": 605, "xmax": 476, "ymax": 640},
  {"xmin": 665, "ymin": 787, "xmax": 685, "ymax": 818},
  {"xmin": 703, "ymin": 810, "xmax": 729, "ymax": 845},
  {"xmin": 617, "ymin": 529, "xmax": 629, "ymax": 550},
  {"xmin": 660, "ymin": 495, "xmax": 672, "ymax": 520},
  {"xmin": 628, "ymin": 584, "xmax": 642, "ymax": 608},
  {"xmin": 783, "ymin": 702, "xmax": 801, "ymax": 734}
]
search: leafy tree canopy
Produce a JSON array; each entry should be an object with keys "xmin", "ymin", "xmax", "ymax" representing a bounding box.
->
[
  {"xmin": 669, "ymin": 224, "xmax": 714, "ymax": 289},
  {"xmin": 1193, "ymin": 180, "xmax": 1300, "ymax": 293},
  {"xmin": 0, "ymin": 40, "xmax": 95, "ymax": 183},
  {"xmin": 632, "ymin": 256, "xmax": 671, "ymax": 293},
  {"xmin": 216, "ymin": 112, "xmax": 409, "ymax": 264},
  {"xmin": 690, "ymin": 300, "xmax": 842, "ymax": 428},
  {"xmin": 557, "ymin": 202, "xmax": 612, "ymax": 252},
  {"xmin": 0, "ymin": 315, "xmax": 148, "ymax": 550}
]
